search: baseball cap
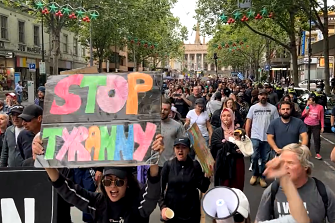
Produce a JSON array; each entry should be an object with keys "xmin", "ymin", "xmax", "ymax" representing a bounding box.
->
[
  {"xmin": 231, "ymin": 188, "xmax": 250, "ymax": 219},
  {"xmin": 103, "ymin": 167, "xmax": 132, "ymax": 179},
  {"xmin": 258, "ymin": 89, "xmax": 268, "ymax": 95},
  {"xmin": 9, "ymin": 105, "xmax": 24, "ymax": 114},
  {"xmin": 5, "ymin": 92, "xmax": 16, "ymax": 98},
  {"xmin": 38, "ymin": 86, "xmax": 45, "ymax": 93},
  {"xmin": 18, "ymin": 104, "xmax": 43, "ymax": 121},
  {"xmin": 195, "ymin": 98, "xmax": 205, "ymax": 106},
  {"xmin": 173, "ymin": 137, "xmax": 191, "ymax": 148}
]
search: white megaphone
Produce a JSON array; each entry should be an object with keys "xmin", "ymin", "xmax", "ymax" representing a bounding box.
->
[{"xmin": 202, "ymin": 187, "xmax": 239, "ymax": 223}]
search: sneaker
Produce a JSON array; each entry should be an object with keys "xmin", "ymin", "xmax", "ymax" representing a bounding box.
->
[
  {"xmin": 260, "ymin": 178, "xmax": 267, "ymax": 188},
  {"xmin": 250, "ymin": 176, "xmax": 257, "ymax": 185},
  {"xmin": 315, "ymin": 154, "xmax": 322, "ymax": 160},
  {"xmin": 249, "ymin": 163, "xmax": 253, "ymax": 171}
]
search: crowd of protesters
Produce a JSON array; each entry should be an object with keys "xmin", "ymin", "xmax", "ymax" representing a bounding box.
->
[{"xmin": 0, "ymin": 75, "xmax": 334, "ymax": 223}]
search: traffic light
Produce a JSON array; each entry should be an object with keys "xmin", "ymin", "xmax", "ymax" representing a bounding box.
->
[{"xmin": 214, "ymin": 53, "xmax": 218, "ymax": 59}]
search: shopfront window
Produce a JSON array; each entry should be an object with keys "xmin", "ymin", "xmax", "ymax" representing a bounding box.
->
[
  {"xmin": 18, "ymin": 21, "xmax": 25, "ymax": 43},
  {"xmin": 0, "ymin": 16, "xmax": 8, "ymax": 40}
]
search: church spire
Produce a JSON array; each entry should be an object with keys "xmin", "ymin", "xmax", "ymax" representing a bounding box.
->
[{"xmin": 194, "ymin": 23, "xmax": 201, "ymax": 44}]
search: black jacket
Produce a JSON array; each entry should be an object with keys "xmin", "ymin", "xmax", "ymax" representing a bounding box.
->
[
  {"xmin": 210, "ymin": 128, "xmax": 243, "ymax": 186},
  {"xmin": 52, "ymin": 171, "xmax": 160, "ymax": 223},
  {"xmin": 159, "ymin": 157, "xmax": 210, "ymax": 222}
]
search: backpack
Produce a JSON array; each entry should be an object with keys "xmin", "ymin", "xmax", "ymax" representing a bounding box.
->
[{"xmin": 270, "ymin": 177, "xmax": 328, "ymax": 219}]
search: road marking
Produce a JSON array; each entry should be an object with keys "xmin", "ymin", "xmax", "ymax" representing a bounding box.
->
[
  {"xmin": 321, "ymin": 135, "xmax": 335, "ymax": 145},
  {"xmin": 324, "ymin": 160, "xmax": 335, "ymax": 172}
]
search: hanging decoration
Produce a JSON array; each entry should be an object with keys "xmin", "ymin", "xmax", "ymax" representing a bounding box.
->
[
  {"xmin": 33, "ymin": 1, "xmax": 100, "ymax": 22},
  {"xmin": 220, "ymin": 6, "xmax": 274, "ymax": 25},
  {"xmin": 212, "ymin": 38, "xmax": 249, "ymax": 53},
  {"xmin": 127, "ymin": 36, "xmax": 159, "ymax": 50}
]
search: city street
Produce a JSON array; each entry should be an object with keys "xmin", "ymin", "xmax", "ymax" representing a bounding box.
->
[{"xmin": 69, "ymin": 132, "xmax": 335, "ymax": 223}]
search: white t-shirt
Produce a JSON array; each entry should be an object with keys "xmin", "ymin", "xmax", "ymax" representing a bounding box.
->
[
  {"xmin": 14, "ymin": 126, "xmax": 24, "ymax": 143},
  {"xmin": 186, "ymin": 109, "xmax": 210, "ymax": 137},
  {"xmin": 260, "ymin": 215, "xmax": 297, "ymax": 223}
]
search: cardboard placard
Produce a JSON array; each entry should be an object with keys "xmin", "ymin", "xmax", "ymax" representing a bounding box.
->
[
  {"xmin": 0, "ymin": 168, "xmax": 54, "ymax": 223},
  {"xmin": 187, "ymin": 123, "xmax": 215, "ymax": 176},
  {"xmin": 37, "ymin": 72, "xmax": 162, "ymax": 168}
]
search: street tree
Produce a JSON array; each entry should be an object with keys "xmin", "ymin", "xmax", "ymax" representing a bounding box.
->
[{"xmin": 196, "ymin": 0, "xmax": 310, "ymax": 86}]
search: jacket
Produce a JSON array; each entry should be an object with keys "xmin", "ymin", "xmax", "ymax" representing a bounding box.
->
[
  {"xmin": 0, "ymin": 125, "xmax": 24, "ymax": 167},
  {"xmin": 210, "ymin": 128, "xmax": 244, "ymax": 186},
  {"xmin": 159, "ymin": 157, "xmax": 210, "ymax": 222},
  {"xmin": 52, "ymin": 170, "xmax": 160, "ymax": 223}
]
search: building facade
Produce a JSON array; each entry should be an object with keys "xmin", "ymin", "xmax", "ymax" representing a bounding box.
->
[{"xmin": 0, "ymin": 3, "xmax": 87, "ymax": 90}]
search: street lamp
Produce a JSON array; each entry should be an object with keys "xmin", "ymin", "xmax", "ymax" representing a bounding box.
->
[
  {"xmin": 214, "ymin": 53, "xmax": 218, "ymax": 76},
  {"xmin": 307, "ymin": 3, "xmax": 312, "ymax": 91}
]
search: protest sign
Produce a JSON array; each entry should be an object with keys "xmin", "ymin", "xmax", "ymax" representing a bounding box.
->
[
  {"xmin": 38, "ymin": 72, "xmax": 162, "ymax": 168},
  {"xmin": 0, "ymin": 168, "xmax": 55, "ymax": 223},
  {"xmin": 187, "ymin": 123, "xmax": 214, "ymax": 176}
]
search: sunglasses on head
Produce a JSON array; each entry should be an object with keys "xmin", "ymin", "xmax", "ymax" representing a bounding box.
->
[{"xmin": 102, "ymin": 178, "xmax": 125, "ymax": 187}]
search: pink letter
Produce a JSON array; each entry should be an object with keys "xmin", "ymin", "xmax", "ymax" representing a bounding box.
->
[
  {"xmin": 96, "ymin": 75, "xmax": 128, "ymax": 113},
  {"xmin": 56, "ymin": 127, "xmax": 91, "ymax": 161},
  {"xmin": 133, "ymin": 123, "xmax": 157, "ymax": 161},
  {"xmin": 50, "ymin": 74, "xmax": 83, "ymax": 115}
]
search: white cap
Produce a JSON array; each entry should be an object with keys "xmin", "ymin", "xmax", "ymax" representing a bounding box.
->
[{"xmin": 231, "ymin": 188, "xmax": 250, "ymax": 219}]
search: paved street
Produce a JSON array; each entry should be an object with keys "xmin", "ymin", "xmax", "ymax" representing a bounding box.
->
[{"xmin": 68, "ymin": 132, "xmax": 335, "ymax": 223}]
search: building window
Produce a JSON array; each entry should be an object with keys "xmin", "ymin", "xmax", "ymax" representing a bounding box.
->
[
  {"xmin": 18, "ymin": 21, "xmax": 25, "ymax": 43},
  {"xmin": 33, "ymin": 26, "xmax": 39, "ymax": 46},
  {"xmin": 81, "ymin": 46, "xmax": 85, "ymax": 57},
  {"xmin": 73, "ymin": 38, "xmax": 78, "ymax": 55},
  {"xmin": 0, "ymin": 16, "xmax": 8, "ymax": 39},
  {"xmin": 63, "ymin": 34, "xmax": 68, "ymax": 53}
]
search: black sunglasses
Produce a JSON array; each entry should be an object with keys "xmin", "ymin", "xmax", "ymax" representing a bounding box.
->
[{"xmin": 102, "ymin": 178, "xmax": 125, "ymax": 187}]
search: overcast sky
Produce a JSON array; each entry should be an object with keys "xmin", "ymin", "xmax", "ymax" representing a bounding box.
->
[{"xmin": 171, "ymin": 0, "xmax": 335, "ymax": 44}]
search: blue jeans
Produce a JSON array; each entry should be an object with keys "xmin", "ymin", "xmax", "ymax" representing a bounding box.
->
[
  {"xmin": 73, "ymin": 169, "xmax": 96, "ymax": 223},
  {"xmin": 17, "ymin": 94, "xmax": 22, "ymax": 104},
  {"xmin": 251, "ymin": 139, "xmax": 270, "ymax": 178}
]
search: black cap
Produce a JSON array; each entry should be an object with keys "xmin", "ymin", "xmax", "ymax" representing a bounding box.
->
[
  {"xmin": 9, "ymin": 105, "xmax": 24, "ymax": 114},
  {"xmin": 173, "ymin": 137, "xmax": 191, "ymax": 147},
  {"xmin": 18, "ymin": 104, "xmax": 43, "ymax": 121},
  {"xmin": 103, "ymin": 167, "xmax": 132, "ymax": 179},
  {"xmin": 195, "ymin": 98, "xmax": 205, "ymax": 106},
  {"xmin": 258, "ymin": 89, "xmax": 268, "ymax": 95}
]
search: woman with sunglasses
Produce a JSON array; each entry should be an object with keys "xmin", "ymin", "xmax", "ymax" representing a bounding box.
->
[{"xmin": 32, "ymin": 133, "xmax": 164, "ymax": 223}]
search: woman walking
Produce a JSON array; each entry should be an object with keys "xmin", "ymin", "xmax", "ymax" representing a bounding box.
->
[
  {"xmin": 302, "ymin": 95, "xmax": 324, "ymax": 160},
  {"xmin": 211, "ymin": 108, "xmax": 245, "ymax": 191}
]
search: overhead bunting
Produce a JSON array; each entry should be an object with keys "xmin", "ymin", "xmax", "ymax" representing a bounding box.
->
[
  {"xmin": 220, "ymin": 7, "xmax": 274, "ymax": 25},
  {"xmin": 127, "ymin": 36, "xmax": 158, "ymax": 49},
  {"xmin": 212, "ymin": 38, "xmax": 248, "ymax": 50},
  {"xmin": 34, "ymin": 1, "xmax": 99, "ymax": 23}
]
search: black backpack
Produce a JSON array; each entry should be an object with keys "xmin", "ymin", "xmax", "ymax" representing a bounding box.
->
[{"xmin": 270, "ymin": 177, "xmax": 328, "ymax": 219}]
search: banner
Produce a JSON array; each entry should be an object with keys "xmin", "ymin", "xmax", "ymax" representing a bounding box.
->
[
  {"xmin": 187, "ymin": 123, "xmax": 215, "ymax": 176},
  {"xmin": 37, "ymin": 72, "xmax": 162, "ymax": 168},
  {"xmin": 0, "ymin": 168, "xmax": 54, "ymax": 223},
  {"xmin": 301, "ymin": 31, "xmax": 306, "ymax": 56}
]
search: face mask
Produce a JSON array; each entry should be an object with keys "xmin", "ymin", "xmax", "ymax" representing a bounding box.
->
[{"xmin": 316, "ymin": 88, "xmax": 321, "ymax": 92}]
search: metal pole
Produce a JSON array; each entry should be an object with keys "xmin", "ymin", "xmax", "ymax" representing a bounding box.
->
[
  {"xmin": 39, "ymin": 14, "xmax": 46, "ymax": 86},
  {"xmin": 89, "ymin": 22, "xmax": 93, "ymax": 66},
  {"xmin": 133, "ymin": 47, "xmax": 136, "ymax": 71},
  {"xmin": 41, "ymin": 15, "xmax": 44, "ymax": 62},
  {"xmin": 307, "ymin": 5, "xmax": 312, "ymax": 91}
]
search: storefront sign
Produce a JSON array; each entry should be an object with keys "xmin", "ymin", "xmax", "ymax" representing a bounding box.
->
[
  {"xmin": 319, "ymin": 57, "xmax": 334, "ymax": 68},
  {"xmin": 39, "ymin": 72, "xmax": 162, "ymax": 168},
  {"xmin": 298, "ymin": 57, "xmax": 318, "ymax": 65}
]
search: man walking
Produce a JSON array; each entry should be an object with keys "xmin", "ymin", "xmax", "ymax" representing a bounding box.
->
[
  {"xmin": 245, "ymin": 89, "xmax": 279, "ymax": 188},
  {"xmin": 267, "ymin": 101, "xmax": 308, "ymax": 155}
]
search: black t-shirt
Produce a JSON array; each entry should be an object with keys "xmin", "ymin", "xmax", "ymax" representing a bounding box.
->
[{"xmin": 173, "ymin": 98, "xmax": 189, "ymax": 118}]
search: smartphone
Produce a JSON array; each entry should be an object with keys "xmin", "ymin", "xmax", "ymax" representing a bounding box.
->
[{"xmin": 174, "ymin": 94, "xmax": 181, "ymax": 97}]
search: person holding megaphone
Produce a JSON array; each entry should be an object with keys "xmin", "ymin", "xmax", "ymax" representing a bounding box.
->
[{"xmin": 203, "ymin": 157, "xmax": 310, "ymax": 223}]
